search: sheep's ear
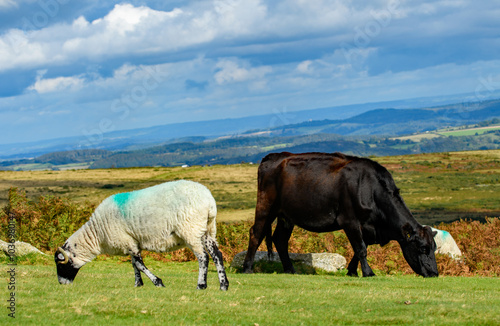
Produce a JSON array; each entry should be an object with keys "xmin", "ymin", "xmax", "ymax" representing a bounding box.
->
[{"xmin": 432, "ymin": 230, "xmax": 438, "ymax": 237}]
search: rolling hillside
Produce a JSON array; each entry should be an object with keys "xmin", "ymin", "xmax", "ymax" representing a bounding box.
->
[{"xmin": 1, "ymin": 96, "xmax": 499, "ymax": 160}]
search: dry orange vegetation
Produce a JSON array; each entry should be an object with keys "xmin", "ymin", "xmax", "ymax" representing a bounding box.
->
[{"xmin": 1, "ymin": 150, "xmax": 499, "ymax": 276}]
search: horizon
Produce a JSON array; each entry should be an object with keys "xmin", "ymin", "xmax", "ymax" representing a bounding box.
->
[
  {"xmin": 1, "ymin": 91, "xmax": 496, "ymax": 148},
  {"xmin": 1, "ymin": 1, "xmax": 500, "ymax": 145}
]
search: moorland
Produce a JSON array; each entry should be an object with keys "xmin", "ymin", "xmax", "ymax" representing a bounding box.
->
[{"xmin": 1, "ymin": 150, "xmax": 499, "ymax": 325}]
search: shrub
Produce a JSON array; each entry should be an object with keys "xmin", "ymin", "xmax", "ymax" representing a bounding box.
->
[
  {"xmin": 0, "ymin": 188, "xmax": 95, "ymax": 251},
  {"xmin": 1, "ymin": 189, "xmax": 498, "ymax": 276}
]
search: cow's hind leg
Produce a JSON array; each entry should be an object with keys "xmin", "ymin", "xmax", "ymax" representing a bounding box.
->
[
  {"xmin": 202, "ymin": 235, "xmax": 229, "ymax": 291},
  {"xmin": 243, "ymin": 199, "xmax": 277, "ymax": 273},
  {"xmin": 346, "ymin": 256, "xmax": 359, "ymax": 277},
  {"xmin": 131, "ymin": 254, "xmax": 165, "ymax": 287},
  {"xmin": 273, "ymin": 217, "xmax": 295, "ymax": 274},
  {"xmin": 344, "ymin": 228, "xmax": 375, "ymax": 277}
]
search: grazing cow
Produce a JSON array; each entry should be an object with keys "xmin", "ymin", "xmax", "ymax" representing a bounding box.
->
[{"xmin": 242, "ymin": 152, "xmax": 439, "ymax": 278}]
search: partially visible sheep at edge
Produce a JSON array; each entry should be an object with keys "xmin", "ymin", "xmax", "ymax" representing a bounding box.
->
[
  {"xmin": 54, "ymin": 180, "xmax": 229, "ymax": 291},
  {"xmin": 428, "ymin": 226, "xmax": 462, "ymax": 260}
]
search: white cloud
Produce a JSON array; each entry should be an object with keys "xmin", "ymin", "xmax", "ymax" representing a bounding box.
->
[
  {"xmin": 296, "ymin": 60, "xmax": 313, "ymax": 74},
  {"xmin": 0, "ymin": 1, "xmax": 400, "ymax": 72},
  {"xmin": 28, "ymin": 74, "xmax": 84, "ymax": 94},
  {"xmin": 214, "ymin": 59, "xmax": 272, "ymax": 84}
]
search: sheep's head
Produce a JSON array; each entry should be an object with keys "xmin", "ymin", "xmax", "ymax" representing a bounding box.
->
[{"xmin": 54, "ymin": 246, "xmax": 80, "ymax": 284}]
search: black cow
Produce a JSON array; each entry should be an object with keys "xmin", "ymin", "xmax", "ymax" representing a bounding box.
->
[{"xmin": 243, "ymin": 152, "xmax": 438, "ymax": 277}]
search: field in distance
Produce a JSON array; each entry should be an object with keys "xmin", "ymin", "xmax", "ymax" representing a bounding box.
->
[
  {"xmin": 1, "ymin": 150, "xmax": 499, "ymax": 224},
  {"xmin": 394, "ymin": 123, "xmax": 500, "ymax": 141}
]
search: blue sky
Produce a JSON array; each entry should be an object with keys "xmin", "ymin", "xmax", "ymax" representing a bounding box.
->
[{"xmin": 0, "ymin": 0, "xmax": 499, "ymax": 144}]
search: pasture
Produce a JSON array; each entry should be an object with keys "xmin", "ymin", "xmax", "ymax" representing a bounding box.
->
[
  {"xmin": 1, "ymin": 150, "xmax": 500, "ymax": 324},
  {"xmin": 1, "ymin": 150, "xmax": 499, "ymax": 224},
  {"xmin": 2, "ymin": 256, "xmax": 500, "ymax": 325},
  {"xmin": 437, "ymin": 125, "xmax": 500, "ymax": 137}
]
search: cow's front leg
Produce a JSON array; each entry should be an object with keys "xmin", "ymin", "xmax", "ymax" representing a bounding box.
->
[
  {"xmin": 344, "ymin": 228, "xmax": 375, "ymax": 277},
  {"xmin": 273, "ymin": 217, "xmax": 295, "ymax": 274}
]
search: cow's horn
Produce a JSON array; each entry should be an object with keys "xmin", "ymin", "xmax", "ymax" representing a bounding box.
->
[{"xmin": 56, "ymin": 247, "xmax": 69, "ymax": 265}]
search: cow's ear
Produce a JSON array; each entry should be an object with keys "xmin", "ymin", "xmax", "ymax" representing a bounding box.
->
[
  {"xmin": 423, "ymin": 225, "xmax": 438, "ymax": 238},
  {"xmin": 402, "ymin": 223, "xmax": 415, "ymax": 241}
]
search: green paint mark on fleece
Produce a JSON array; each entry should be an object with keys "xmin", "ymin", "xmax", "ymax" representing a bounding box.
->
[{"xmin": 113, "ymin": 192, "xmax": 135, "ymax": 217}]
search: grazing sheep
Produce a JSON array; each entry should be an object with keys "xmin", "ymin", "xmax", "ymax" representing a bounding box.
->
[
  {"xmin": 54, "ymin": 180, "xmax": 229, "ymax": 291},
  {"xmin": 429, "ymin": 226, "xmax": 462, "ymax": 259}
]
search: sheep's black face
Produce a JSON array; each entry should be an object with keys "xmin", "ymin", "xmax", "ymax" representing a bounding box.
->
[{"xmin": 55, "ymin": 247, "xmax": 80, "ymax": 284}]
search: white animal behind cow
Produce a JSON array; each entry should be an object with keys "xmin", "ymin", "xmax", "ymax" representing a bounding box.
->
[{"xmin": 428, "ymin": 226, "xmax": 462, "ymax": 259}]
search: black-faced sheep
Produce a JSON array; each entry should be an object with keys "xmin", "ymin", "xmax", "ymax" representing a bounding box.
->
[{"xmin": 54, "ymin": 180, "xmax": 229, "ymax": 291}]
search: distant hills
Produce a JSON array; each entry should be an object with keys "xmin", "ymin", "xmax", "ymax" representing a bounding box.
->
[
  {"xmin": 265, "ymin": 102, "xmax": 500, "ymax": 137},
  {"xmin": 1, "ymin": 96, "xmax": 499, "ymax": 170},
  {"xmin": 0, "ymin": 94, "xmax": 492, "ymax": 160}
]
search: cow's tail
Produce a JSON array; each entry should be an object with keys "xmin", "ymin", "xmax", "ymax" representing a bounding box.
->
[{"xmin": 265, "ymin": 219, "xmax": 274, "ymax": 260}]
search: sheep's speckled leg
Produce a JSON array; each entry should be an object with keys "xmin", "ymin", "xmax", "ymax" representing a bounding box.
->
[
  {"xmin": 132, "ymin": 255, "xmax": 165, "ymax": 287},
  {"xmin": 194, "ymin": 251, "xmax": 209, "ymax": 290},
  {"xmin": 131, "ymin": 256, "xmax": 144, "ymax": 287},
  {"xmin": 203, "ymin": 235, "xmax": 229, "ymax": 291}
]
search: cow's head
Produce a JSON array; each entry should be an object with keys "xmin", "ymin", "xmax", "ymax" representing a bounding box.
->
[
  {"xmin": 54, "ymin": 245, "xmax": 81, "ymax": 284},
  {"xmin": 400, "ymin": 224, "xmax": 439, "ymax": 277}
]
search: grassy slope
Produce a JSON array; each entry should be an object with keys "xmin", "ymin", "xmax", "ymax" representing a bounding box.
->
[{"xmin": 3, "ymin": 258, "xmax": 499, "ymax": 325}]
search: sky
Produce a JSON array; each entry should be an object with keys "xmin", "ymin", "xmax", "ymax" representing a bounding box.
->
[{"xmin": 0, "ymin": 0, "xmax": 500, "ymax": 145}]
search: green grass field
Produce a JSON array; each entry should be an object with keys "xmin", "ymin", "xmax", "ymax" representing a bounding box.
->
[
  {"xmin": 438, "ymin": 125, "xmax": 500, "ymax": 137},
  {"xmin": 3, "ymin": 257, "xmax": 500, "ymax": 325},
  {"xmin": 1, "ymin": 150, "xmax": 500, "ymax": 324}
]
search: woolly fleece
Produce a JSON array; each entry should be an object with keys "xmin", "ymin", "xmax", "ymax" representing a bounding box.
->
[{"xmin": 64, "ymin": 180, "xmax": 217, "ymax": 268}]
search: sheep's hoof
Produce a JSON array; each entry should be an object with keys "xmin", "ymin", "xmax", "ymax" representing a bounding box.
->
[
  {"xmin": 135, "ymin": 280, "xmax": 144, "ymax": 287},
  {"xmin": 196, "ymin": 284, "xmax": 207, "ymax": 290},
  {"xmin": 220, "ymin": 286, "xmax": 229, "ymax": 291},
  {"xmin": 154, "ymin": 278, "xmax": 165, "ymax": 287}
]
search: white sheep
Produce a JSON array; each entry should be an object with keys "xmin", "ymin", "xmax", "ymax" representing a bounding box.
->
[
  {"xmin": 55, "ymin": 180, "xmax": 229, "ymax": 291},
  {"xmin": 429, "ymin": 226, "xmax": 462, "ymax": 259}
]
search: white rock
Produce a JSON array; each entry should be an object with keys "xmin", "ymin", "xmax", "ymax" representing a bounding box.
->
[
  {"xmin": 231, "ymin": 251, "xmax": 346, "ymax": 273},
  {"xmin": 0, "ymin": 240, "xmax": 47, "ymax": 257}
]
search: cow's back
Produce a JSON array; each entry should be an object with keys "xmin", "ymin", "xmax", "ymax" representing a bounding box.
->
[
  {"xmin": 257, "ymin": 152, "xmax": 364, "ymax": 231},
  {"xmin": 258, "ymin": 152, "xmax": 355, "ymax": 188}
]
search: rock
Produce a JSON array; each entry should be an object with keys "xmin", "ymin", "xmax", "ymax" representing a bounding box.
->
[
  {"xmin": 0, "ymin": 240, "xmax": 47, "ymax": 257},
  {"xmin": 231, "ymin": 251, "xmax": 346, "ymax": 273}
]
